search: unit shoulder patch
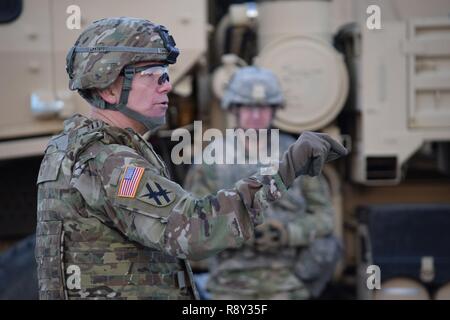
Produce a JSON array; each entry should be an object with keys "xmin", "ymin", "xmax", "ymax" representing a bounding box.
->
[{"xmin": 137, "ymin": 180, "xmax": 176, "ymax": 207}]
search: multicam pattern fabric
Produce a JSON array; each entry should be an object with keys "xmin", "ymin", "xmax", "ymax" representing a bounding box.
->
[{"xmin": 35, "ymin": 114, "xmax": 287, "ymax": 300}]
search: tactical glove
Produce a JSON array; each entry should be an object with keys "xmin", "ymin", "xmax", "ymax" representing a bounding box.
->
[{"xmin": 278, "ymin": 131, "xmax": 348, "ymax": 188}]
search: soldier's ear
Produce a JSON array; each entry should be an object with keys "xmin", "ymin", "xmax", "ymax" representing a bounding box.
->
[
  {"xmin": 97, "ymin": 77, "xmax": 123, "ymax": 104},
  {"xmin": 97, "ymin": 87, "xmax": 117, "ymax": 104}
]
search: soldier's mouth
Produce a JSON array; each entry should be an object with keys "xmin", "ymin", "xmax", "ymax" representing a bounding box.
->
[{"xmin": 154, "ymin": 102, "xmax": 168, "ymax": 108}]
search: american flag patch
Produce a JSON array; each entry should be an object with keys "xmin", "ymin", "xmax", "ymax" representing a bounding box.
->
[{"xmin": 117, "ymin": 166, "xmax": 145, "ymax": 198}]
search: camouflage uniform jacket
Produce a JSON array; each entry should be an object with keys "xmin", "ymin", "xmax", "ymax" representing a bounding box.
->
[
  {"xmin": 184, "ymin": 133, "xmax": 335, "ymax": 298},
  {"xmin": 35, "ymin": 114, "xmax": 287, "ymax": 300}
]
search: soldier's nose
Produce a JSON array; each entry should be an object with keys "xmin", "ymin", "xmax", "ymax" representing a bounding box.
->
[{"xmin": 158, "ymin": 79, "xmax": 172, "ymax": 94}]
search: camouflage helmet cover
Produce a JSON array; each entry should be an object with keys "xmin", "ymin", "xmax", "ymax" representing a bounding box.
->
[
  {"xmin": 221, "ymin": 66, "xmax": 284, "ymax": 110},
  {"xmin": 66, "ymin": 17, "xmax": 179, "ymax": 91}
]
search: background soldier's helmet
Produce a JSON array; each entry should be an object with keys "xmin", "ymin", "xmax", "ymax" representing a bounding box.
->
[
  {"xmin": 221, "ymin": 66, "xmax": 284, "ymax": 110},
  {"xmin": 66, "ymin": 17, "xmax": 179, "ymax": 91}
]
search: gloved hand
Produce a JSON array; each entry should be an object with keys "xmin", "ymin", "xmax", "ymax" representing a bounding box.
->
[
  {"xmin": 253, "ymin": 220, "xmax": 288, "ymax": 252},
  {"xmin": 278, "ymin": 131, "xmax": 348, "ymax": 188}
]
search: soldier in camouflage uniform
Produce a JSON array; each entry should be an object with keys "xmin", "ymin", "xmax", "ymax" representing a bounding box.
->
[
  {"xmin": 35, "ymin": 18, "xmax": 347, "ymax": 300},
  {"xmin": 184, "ymin": 67, "xmax": 342, "ymax": 299}
]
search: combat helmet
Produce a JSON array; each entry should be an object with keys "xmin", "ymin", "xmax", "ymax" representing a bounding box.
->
[
  {"xmin": 66, "ymin": 17, "xmax": 179, "ymax": 130},
  {"xmin": 221, "ymin": 66, "xmax": 284, "ymax": 110}
]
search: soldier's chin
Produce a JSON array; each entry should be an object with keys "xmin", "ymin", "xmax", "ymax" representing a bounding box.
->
[
  {"xmin": 152, "ymin": 104, "xmax": 168, "ymax": 116},
  {"xmin": 247, "ymin": 123, "xmax": 269, "ymax": 130}
]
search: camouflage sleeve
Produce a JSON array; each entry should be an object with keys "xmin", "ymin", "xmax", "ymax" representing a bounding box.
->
[
  {"xmin": 286, "ymin": 175, "xmax": 335, "ymax": 247},
  {"xmin": 79, "ymin": 146, "xmax": 287, "ymax": 261}
]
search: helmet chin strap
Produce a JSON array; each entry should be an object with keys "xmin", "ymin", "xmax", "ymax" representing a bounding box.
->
[
  {"xmin": 116, "ymin": 105, "xmax": 166, "ymax": 133},
  {"xmin": 104, "ymin": 65, "xmax": 166, "ymax": 132}
]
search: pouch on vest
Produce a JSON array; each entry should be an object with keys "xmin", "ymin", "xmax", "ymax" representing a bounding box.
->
[{"xmin": 37, "ymin": 152, "xmax": 65, "ymax": 184}]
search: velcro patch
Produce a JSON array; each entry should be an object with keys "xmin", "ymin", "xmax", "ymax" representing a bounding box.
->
[{"xmin": 117, "ymin": 166, "xmax": 145, "ymax": 198}]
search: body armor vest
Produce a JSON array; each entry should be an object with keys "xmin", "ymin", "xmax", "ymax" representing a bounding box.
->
[{"xmin": 36, "ymin": 115, "xmax": 197, "ymax": 300}]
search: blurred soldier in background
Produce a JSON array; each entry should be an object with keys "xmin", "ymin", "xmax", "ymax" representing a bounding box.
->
[{"xmin": 185, "ymin": 66, "xmax": 342, "ymax": 299}]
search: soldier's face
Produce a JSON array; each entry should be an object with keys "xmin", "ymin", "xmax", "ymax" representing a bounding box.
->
[
  {"xmin": 237, "ymin": 105, "xmax": 273, "ymax": 130},
  {"xmin": 126, "ymin": 61, "xmax": 172, "ymax": 119}
]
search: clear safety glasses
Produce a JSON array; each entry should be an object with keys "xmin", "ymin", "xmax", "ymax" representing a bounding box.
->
[{"xmin": 138, "ymin": 64, "xmax": 169, "ymax": 85}]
